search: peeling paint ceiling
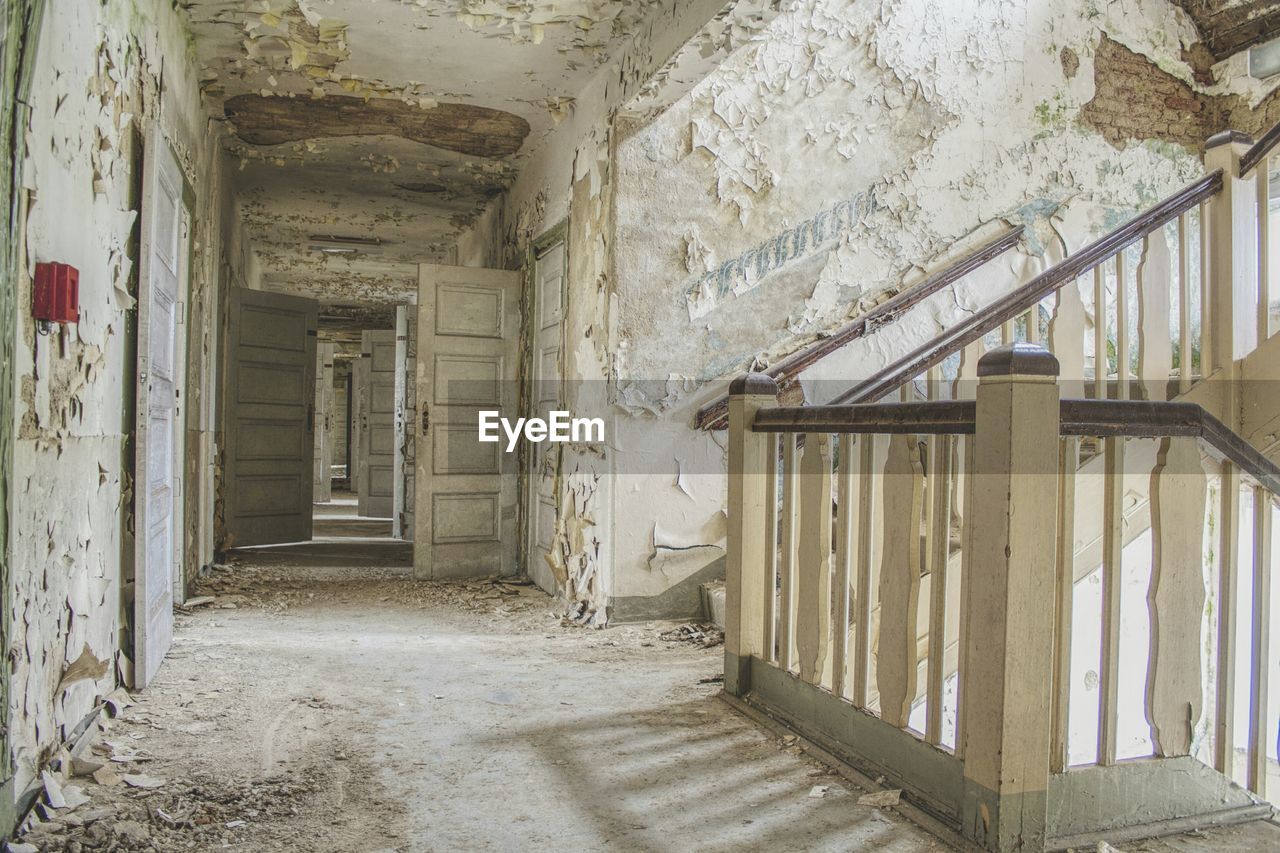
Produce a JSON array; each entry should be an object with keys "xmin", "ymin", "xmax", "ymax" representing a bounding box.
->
[{"xmin": 182, "ymin": 0, "xmax": 668, "ymax": 305}]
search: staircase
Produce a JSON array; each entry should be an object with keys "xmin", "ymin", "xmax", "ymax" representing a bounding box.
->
[{"xmin": 718, "ymin": 126, "xmax": 1280, "ymax": 852}]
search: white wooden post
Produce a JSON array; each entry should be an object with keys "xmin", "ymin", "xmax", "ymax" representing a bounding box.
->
[
  {"xmin": 960, "ymin": 343, "xmax": 1060, "ymax": 852},
  {"xmin": 1203, "ymin": 131, "xmax": 1258, "ymax": 376},
  {"xmin": 725, "ymin": 373, "xmax": 779, "ymax": 696}
]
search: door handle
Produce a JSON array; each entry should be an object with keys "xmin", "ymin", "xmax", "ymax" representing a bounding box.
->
[{"xmin": 421, "ymin": 404, "xmax": 430, "ymax": 434}]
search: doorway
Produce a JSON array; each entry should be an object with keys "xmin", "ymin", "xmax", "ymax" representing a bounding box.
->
[{"xmin": 525, "ymin": 236, "xmax": 566, "ymax": 595}]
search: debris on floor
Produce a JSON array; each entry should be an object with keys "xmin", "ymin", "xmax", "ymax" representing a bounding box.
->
[
  {"xmin": 190, "ymin": 558, "xmax": 545, "ymax": 621},
  {"xmin": 658, "ymin": 623, "xmax": 724, "ymax": 647},
  {"xmin": 808, "ymin": 784, "xmax": 830, "ymax": 798},
  {"xmin": 857, "ymin": 789, "xmax": 902, "ymax": 807}
]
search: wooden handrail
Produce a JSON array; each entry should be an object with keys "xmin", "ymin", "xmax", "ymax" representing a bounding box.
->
[
  {"xmin": 1060, "ymin": 400, "xmax": 1280, "ymax": 495},
  {"xmin": 832, "ymin": 171, "xmax": 1224, "ymax": 406},
  {"xmin": 1240, "ymin": 121, "xmax": 1280, "ymax": 178},
  {"xmin": 693, "ymin": 226, "xmax": 1024, "ymax": 430},
  {"xmin": 753, "ymin": 401, "xmax": 976, "ymax": 434},
  {"xmin": 750, "ymin": 397, "xmax": 1280, "ymax": 496}
]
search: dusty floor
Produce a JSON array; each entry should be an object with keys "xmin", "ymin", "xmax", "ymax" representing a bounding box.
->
[{"xmin": 10, "ymin": 510, "xmax": 1280, "ymax": 852}]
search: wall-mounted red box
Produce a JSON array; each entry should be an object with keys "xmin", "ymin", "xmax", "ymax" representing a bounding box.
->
[{"xmin": 33, "ymin": 262, "xmax": 79, "ymax": 324}]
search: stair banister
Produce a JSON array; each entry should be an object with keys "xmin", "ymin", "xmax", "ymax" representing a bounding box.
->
[{"xmin": 696, "ymin": 226, "xmax": 1024, "ymax": 430}]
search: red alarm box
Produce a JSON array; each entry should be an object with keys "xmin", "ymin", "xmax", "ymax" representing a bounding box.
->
[{"xmin": 33, "ymin": 262, "xmax": 79, "ymax": 324}]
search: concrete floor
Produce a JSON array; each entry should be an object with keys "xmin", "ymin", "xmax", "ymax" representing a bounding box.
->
[{"xmin": 12, "ymin": 503, "xmax": 1280, "ymax": 851}]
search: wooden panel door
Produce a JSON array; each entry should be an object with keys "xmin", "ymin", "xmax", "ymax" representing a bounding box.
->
[
  {"xmin": 134, "ymin": 127, "xmax": 190, "ymax": 688},
  {"xmin": 526, "ymin": 243, "xmax": 564, "ymax": 593},
  {"xmin": 223, "ymin": 288, "xmax": 317, "ymax": 547},
  {"xmin": 351, "ymin": 356, "xmax": 368, "ymax": 495},
  {"xmin": 415, "ymin": 264, "xmax": 520, "ymax": 579},
  {"xmin": 313, "ymin": 342, "xmax": 335, "ymax": 503},
  {"xmin": 358, "ymin": 329, "xmax": 396, "ymax": 518}
]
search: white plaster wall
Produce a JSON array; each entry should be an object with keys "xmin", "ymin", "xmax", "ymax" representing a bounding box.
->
[
  {"xmin": 604, "ymin": 0, "xmax": 1224, "ymax": 615},
  {"xmin": 452, "ymin": 0, "xmax": 782, "ymax": 620},
  {"xmin": 12, "ymin": 0, "xmax": 224, "ymax": 799},
  {"xmin": 453, "ymin": 0, "xmax": 1272, "ymax": 620}
]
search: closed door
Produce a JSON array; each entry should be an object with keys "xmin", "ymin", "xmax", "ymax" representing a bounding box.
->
[
  {"xmin": 134, "ymin": 127, "xmax": 190, "ymax": 688},
  {"xmin": 415, "ymin": 263, "xmax": 520, "ymax": 579},
  {"xmin": 359, "ymin": 330, "xmax": 396, "ymax": 518},
  {"xmin": 223, "ymin": 288, "xmax": 318, "ymax": 547},
  {"xmin": 527, "ymin": 243, "xmax": 564, "ymax": 594}
]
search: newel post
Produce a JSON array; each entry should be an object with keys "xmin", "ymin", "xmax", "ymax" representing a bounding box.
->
[
  {"xmin": 960, "ymin": 343, "xmax": 1061, "ymax": 852},
  {"xmin": 1204, "ymin": 130, "xmax": 1258, "ymax": 376},
  {"xmin": 724, "ymin": 372, "xmax": 779, "ymax": 697}
]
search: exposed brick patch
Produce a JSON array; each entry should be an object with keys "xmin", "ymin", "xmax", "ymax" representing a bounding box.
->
[
  {"xmin": 1081, "ymin": 33, "xmax": 1280, "ymax": 153},
  {"xmin": 1225, "ymin": 86, "xmax": 1280, "ymax": 141},
  {"xmin": 1081, "ymin": 35, "xmax": 1220, "ymax": 151}
]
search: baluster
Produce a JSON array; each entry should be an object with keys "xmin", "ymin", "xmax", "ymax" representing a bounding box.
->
[
  {"xmin": 763, "ymin": 433, "xmax": 781, "ymax": 663},
  {"xmin": 878, "ymin": 433, "xmax": 924, "ymax": 728},
  {"xmin": 1257, "ymin": 155, "xmax": 1271, "ymax": 343},
  {"xmin": 1146, "ymin": 437, "xmax": 1208, "ymax": 757},
  {"xmin": 797, "ymin": 433, "xmax": 834, "ymax": 686},
  {"xmin": 779, "ymin": 434, "xmax": 800, "ymax": 673},
  {"xmin": 1051, "ymin": 278, "xmax": 1088, "ymax": 398},
  {"xmin": 1099, "ymin": 435, "xmax": 1125, "ymax": 764},
  {"xmin": 954, "ymin": 432, "xmax": 975, "ymax": 759},
  {"xmin": 925, "ymin": 433, "xmax": 954, "ymax": 745},
  {"xmin": 1026, "ymin": 307, "xmax": 1040, "ymax": 344},
  {"xmin": 1178, "ymin": 213, "xmax": 1192, "ymax": 394},
  {"xmin": 1094, "ymin": 265, "xmax": 1107, "ymax": 399},
  {"xmin": 1215, "ymin": 462, "xmax": 1240, "ymax": 775},
  {"xmin": 1001, "ymin": 318, "xmax": 1015, "ymax": 345},
  {"xmin": 852, "ymin": 435, "xmax": 877, "ymax": 708},
  {"xmin": 1200, "ymin": 201, "xmax": 1212, "ymax": 376},
  {"xmin": 832, "ymin": 434, "xmax": 856, "ymax": 699},
  {"xmin": 1117, "ymin": 250, "xmax": 1130, "ymax": 399},
  {"xmin": 1051, "ymin": 437, "xmax": 1080, "ymax": 772},
  {"xmin": 1247, "ymin": 486, "xmax": 1273, "ymax": 796},
  {"xmin": 1138, "ymin": 230, "xmax": 1173, "ymax": 402}
]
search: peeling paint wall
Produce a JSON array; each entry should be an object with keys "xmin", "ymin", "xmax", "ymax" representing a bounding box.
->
[
  {"xmin": 599, "ymin": 0, "xmax": 1280, "ymax": 618},
  {"xmin": 452, "ymin": 0, "xmax": 782, "ymax": 622},
  {"xmin": 12, "ymin": 0, "xmax": 227, "ymax": 803}
]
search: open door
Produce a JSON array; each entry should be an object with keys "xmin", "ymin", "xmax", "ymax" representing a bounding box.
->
[
  {"xmin": 133, "ymin": 127, "xmax": 191, "ymax": 689},
  {"xmin": 415, "ymin": 264, "xmax": 520, "ymax": 578},
  {"xmin": 525, "ymin": 242, "xmax": 565, "ymax": 593},
  {"xmin": 358, "ymin": 329, "xmax": 396, "ymax": 518},
  {"xmin": 392, "ymin": 306, "xmax": 412, "ymax": 539},
  {"xmin": 223, "ymin": 288, "xmax": 318, "ymax": 547},
  {"xmin": 313, "ymin": 342, "xmax": 335, "ymax": 503},
  {"xmin": 351, "ymin": 356, "xmax": 368, "ymax": 499}
]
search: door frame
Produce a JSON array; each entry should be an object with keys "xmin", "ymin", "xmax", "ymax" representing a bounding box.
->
[
  {"xmin": 521, "ymin": 221, "xmax": 568, "ymax": 583},
  {"xmin": 392, "ymin": 304, "xmax": 412, "ymax": 539},
  {"xmin": 133, "ymin": 122, "xmax": 194, "ymax": 688},
  {"xmin": 2, "ymin": 0, "xmax": 49, "ymax": 824}
]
